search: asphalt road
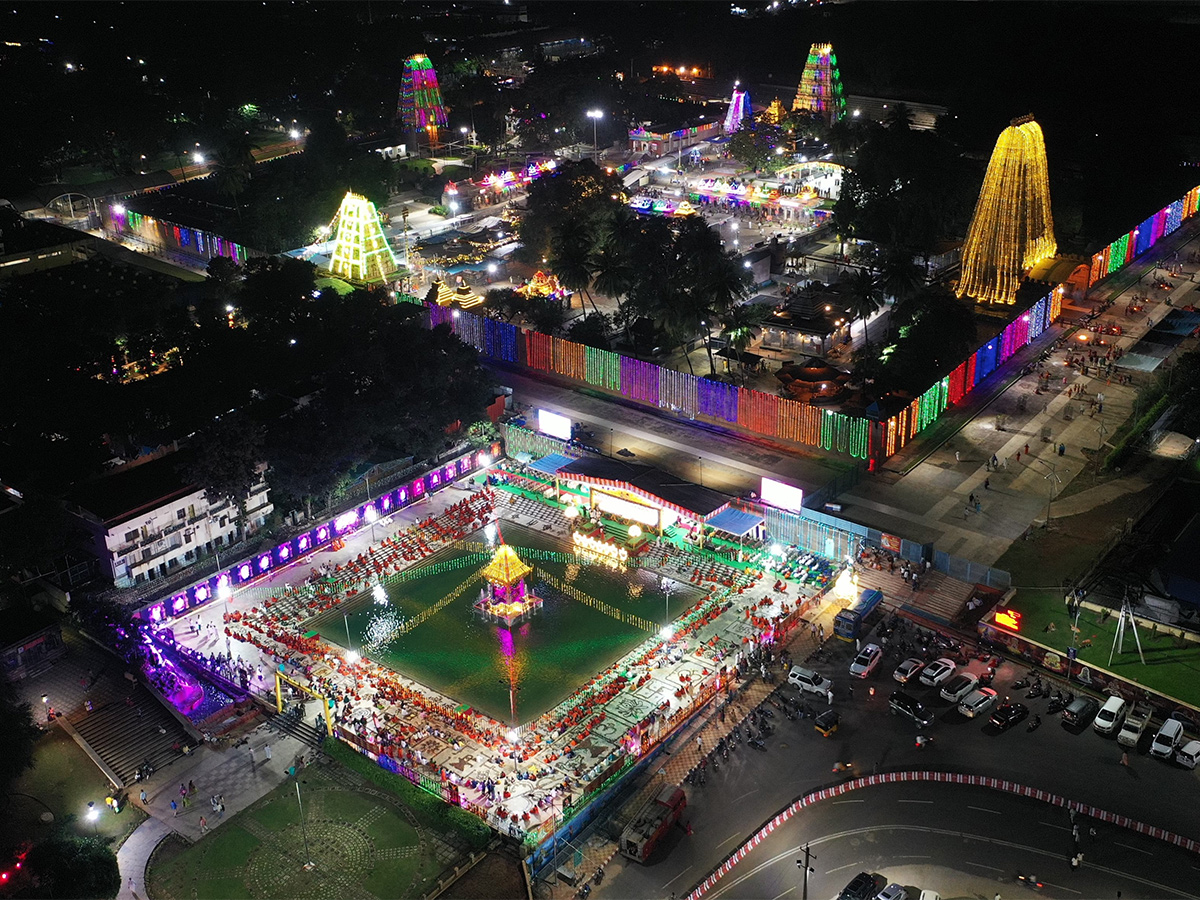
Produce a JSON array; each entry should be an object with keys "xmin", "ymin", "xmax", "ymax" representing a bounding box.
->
[
  {"xmin": 699, "ymin": 781, "xmax": 1200, "ymax": 900},
  {"xmin": 602, "ymin": 629, "xmax": 1200, "ymax": 900}
]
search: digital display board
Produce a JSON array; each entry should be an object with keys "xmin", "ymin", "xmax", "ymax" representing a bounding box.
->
[
  {"xmin": 538, "ymin": 409, "xmax": 572, "ymax": 441},
  {"xmin": 761, "ymin": 477, "xmax": 804, "ymax": 513}
]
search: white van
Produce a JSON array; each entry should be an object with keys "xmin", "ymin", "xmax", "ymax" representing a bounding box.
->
[
  {"xmin": 1150, "ymin": 718, "xmax": 1185, "ymax": 759},
  {"xmin": 1093, "ymin": 696, "xmax": 1127, "ymax": 734},
  {"xmin": 1177, "ymin": 740, "xmax": 1200, "ymax": 770}
]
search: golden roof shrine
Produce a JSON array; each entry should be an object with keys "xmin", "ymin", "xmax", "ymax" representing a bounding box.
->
[{"xmin": 480, "ymin": 544, "xmax": 532, "ymax": 587}]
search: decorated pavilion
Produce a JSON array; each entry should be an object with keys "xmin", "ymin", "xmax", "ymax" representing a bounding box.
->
[{"xmin": 475, "ymin": 543, "xmax": 542, "ymax": 627}]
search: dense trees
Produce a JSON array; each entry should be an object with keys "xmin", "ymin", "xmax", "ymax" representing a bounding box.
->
[{"xmin": 21, "ymin": 833, "xmax": 121, "ymax": 899}]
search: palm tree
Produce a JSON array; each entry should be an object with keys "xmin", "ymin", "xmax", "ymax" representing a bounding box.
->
[
  {"xmin": 877, "ymin": 247, "xmax": 924, "ymax": 309},
  {"xmin": 720, "ymin": 303, "xmax": 766, "ymax": 385},
  {"xmin": 548, "ymin": 219, "xmax": 598, "ymax": 312},
  {"xmin": 846, "ymin": 269, "xmax": 884, "ymax": 346}
]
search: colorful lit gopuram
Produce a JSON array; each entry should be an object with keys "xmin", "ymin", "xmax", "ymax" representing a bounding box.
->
[
  {"xmin": 399, "ymin": 53, "xmax": 448, "ymax": 139},
  {"xmin": 329, "ymin": 192, "xmax": 399, "ymax": 284},
  {"xmin": 956, "ymin": 115, "xmax": 1056, "ymax": 305},
  {"xmin": 724, "ymin": 87, "xmax": 751, "ymax": 134},
  {"xmin": 791, "ymin": 43, "xmax": 846, "ymax": 124}
]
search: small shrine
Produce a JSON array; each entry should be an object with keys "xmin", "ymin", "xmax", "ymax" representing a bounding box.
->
[{"xmin": 475, "ymin": 543, "xmax": 542, "ymax": 627}]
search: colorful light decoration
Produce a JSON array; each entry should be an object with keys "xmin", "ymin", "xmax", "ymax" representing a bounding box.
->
[
  {"xmin": 108, "ymin": 205, "xmax": 248, "ymax": 263},
  {"xmin": 762, "ymin": 97, "xmax": 786, "ymax": 126},
  {"xmin": 724, "ymin": 86, "xmax": 751, "ymax": 134},
  {"xmin": 329, "ymin": 192, "xmax": 399, "ymax": 284},
  {"xmin": 956, "ymin": 116, "xmax": 1056, "ymax": 306},
  {"xmin": 1088, "ymin": 184, "xmax": 1200, "ymax": 287},
  {"xmin": 399, "ymin": 53, "xmax": 448, "ymax": 138},
  {"xmin": 791, "ymin": 43, "xmax": 846, "ymax": 124}
]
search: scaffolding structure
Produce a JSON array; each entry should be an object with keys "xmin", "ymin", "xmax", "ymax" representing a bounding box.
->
[
  {"xmin": 956, "ymin": 116, "xmax": 1057, "ymax": 305},
  {"xmin": 329, "ymin": 192, "xmax": 399, "ymax": 284},
  {"xmin": 791, "ymin": 43, "xmax": 847, "ymax": 124}
]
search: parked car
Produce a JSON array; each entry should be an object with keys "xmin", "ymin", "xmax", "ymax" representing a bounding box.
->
[
  {"xmin": 893, "ymin": 658, "xmax": 925, "ymax": 684},
  {"xmin": 838, "ymin": 872, "xmax": 878, "ymax": 900},
  {"xmin": 876, "ymin": 885, "xmax": 908, "ymax": 900},
  {"xmin": 989, "ymin": 702, "xmax": 1029, "ymax": 731},
  {"xmin": 1176, "ymin": 739, "xmax": 1200, "ymax": 770},
  {"xmin": 1150, "ymin": 719, "xmax": 1185, "ymax": 759},
  {"xmin": 890, "ymin": 691, "xmax": 934, "ymax": 727},
  {"xmin": 788, "ymin": 665, "xmax": 833, "ymax": 697},
  {"xmin": 1062, "ymin": 696, "xmax": 1099, "ymax": 728},
  {"xmin": 1118, "ymin": 702, "xmax": 1154, "ymax": 748},
  {"xmin": 958, "ymin": 687, "xmax": 998, "ymax": 719},
  {"xmin": 919, "ymin": 658, "xmax": 956, "ymax": 687},
  {"xmin": 1093, "ymin": 696, "xmax": 1127, "ymax": 735},
  {"xmin": 939, "ymin": 672, "xmax": 979, "ymax": 703},
  {"xmin": 849, "ymin": 643, "xmax": 883, "ymax": 679}
]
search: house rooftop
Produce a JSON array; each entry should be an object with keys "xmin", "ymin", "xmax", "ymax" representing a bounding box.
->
[{"xmin": 65, "ymin": 450, "xmax": 200, "ymax": 527}]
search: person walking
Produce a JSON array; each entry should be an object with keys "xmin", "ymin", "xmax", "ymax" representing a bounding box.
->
[
  {"xmin": 984, "ymin": 478, "xmax": 990, "ymax": 491},
  {"xmin": 139, "ymin": 789, "xmax": 147, "ymax": 806},
  {"xmin": 199, "ymin": 815, "xmax": 208, "ymax": 834},
  {"xmin": 188, "ymin": 780, "xmax": 196, "ymax": 796},
  {"xmin": 264, "ymin": 743, "xmax": 272, "ymax": 761},
  {"xmin": 826, "ymin": 688, "xmax": 834, "ymax": 706},
  {"xmin": 1120, "ymin": 751, "xmax": 1130, "ymax": 766},
  {"xmin": 170, "ymin": 799, "xmax": 178, "ymax": 817},
  {"xmin": 954, "ymin": 450, "xmax": 961, "ymax": 462},
  {"xmin": 250, "ymin": 744, "xmax": 256, "ymax": 766}
]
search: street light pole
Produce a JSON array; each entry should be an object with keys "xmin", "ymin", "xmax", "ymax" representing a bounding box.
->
[{"xmin": 586, "ymin": 110, "xmax": 603, "ymax": 162}]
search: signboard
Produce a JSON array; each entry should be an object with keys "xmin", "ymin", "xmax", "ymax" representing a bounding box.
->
[
  {"xmin": 881, "ymin": 533, "xmax": 902, "ymax": 553},
  {"xmin": 993, "ymin": 608, "xmax": 1022, "ymax": 632},
  {"xmin": 760, "ymin": 477, "xmax": 805, "ymax": 513},
  {"xmin": 592, "ymin": 490, "xmax": 660, "ymax": 528},
  {"xmin": 537, "ymin": 409, "xmax": 572, "ymax": 441}
]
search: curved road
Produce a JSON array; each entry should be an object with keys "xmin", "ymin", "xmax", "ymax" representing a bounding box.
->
[
  {"xmin": 701, "ymin": 781, "xmax": 1200, "ymax": 900},
  {"xmin": 602, "ymin": 638, "xmax": 1200, "ymax": 900}
]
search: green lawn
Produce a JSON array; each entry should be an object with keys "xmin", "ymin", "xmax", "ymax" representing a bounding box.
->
[
  {"xmin": 0, "ymin": 728, "xmax": 147, "ymax": 853},
  {"xmin": 1003, "ymin": 588, "xmax": 1200, "ymax": 708},
  {"xmin": 148, "ymin": 763, "xmax": 447, "ymax": 900}
]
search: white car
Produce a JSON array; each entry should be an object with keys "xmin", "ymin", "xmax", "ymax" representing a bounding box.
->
[
  {"xmin": 1150, "ymin": 719, "xmax": 1185, "ymax": 759},
  {"xmin": 940, "ymin": 672, "xmax": 979, "ymax": 703},
  {"xmin": 849, "ymin": 643, "xmax": 883, "ymax": 679},
  {"xmin": 958, "ymin": 687, "xmax": 998, "ymax": 718},
  {"xmin": 876, "ymin": 885, "xmax": 909, "ymax": 900},
  {"xmin": 919, "ymin": 658, "xmax": 957, "ymax": 687},
  {"xmin": 788, "ymin": 665, "xmax": 833, "ymax": 697},
  {"xmin": 893, "ymin": 657, "xmax": 925, "ymax": 684}
]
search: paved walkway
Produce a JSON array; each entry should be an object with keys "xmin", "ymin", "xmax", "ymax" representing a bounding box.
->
[{"xmin": 114, "ymin": 722, "xmax": 309, "ymax": 900}]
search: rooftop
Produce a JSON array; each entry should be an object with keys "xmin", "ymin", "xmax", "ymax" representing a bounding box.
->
[
  {"xmin": 65, "ymin": 450, "xmax": 201, "ymax": 527},
  {"xmin": 557, "ymin": 457, "xmax": 731, "ymax": 519}
]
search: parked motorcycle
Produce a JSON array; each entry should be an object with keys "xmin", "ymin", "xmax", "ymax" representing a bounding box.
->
[
  {"xmin": 1012, "ymin": 674, "xmax": 1031, "ymax": 690},
  {"xmin": 1027, "ymin": 714, "xmax": 1042, "ymax": 733},
  {"xmin": 748, "ymin": 737, "xmax": 767, "ymax": 751}
]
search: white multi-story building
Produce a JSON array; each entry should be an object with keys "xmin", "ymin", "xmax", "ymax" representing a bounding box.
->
[{"xmin": 65, "ymin": 452, "xmax": 272, "ymax": 588}]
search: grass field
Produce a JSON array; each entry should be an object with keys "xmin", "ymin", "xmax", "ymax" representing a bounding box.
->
[
  {"xmin": 0, "ymin": 727, "xmax": 147, "ymax": 854},
  {"xmin": 1004, "ymin": 588, "xmax": 1200, "ymax": 708},
  {"xmin": 147, "ymin": 763, "xmax": 449, "ymax": 900},
  {"xmin": 313, "ymin": 523, "xmax": 701, "ymax": 723}
]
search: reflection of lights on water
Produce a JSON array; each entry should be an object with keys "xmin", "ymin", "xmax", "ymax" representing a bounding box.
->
[
  {"xmin": 626, "ymin": 582, "xmax": 644, "ymax": 599},
  {"xmin": 485, "ymin": 522, "xmax": 497, "ymax": 545},
  {"xmin": 372, "ymin": 582, "xmax": 388, "ymax": 605},
  {"xmin": 362, "ymin": 607, "xmax": 407, "ymax": 653},
  {"xmin": 565, "ymin": 563, "xmax": 580, "ymax": 583}
]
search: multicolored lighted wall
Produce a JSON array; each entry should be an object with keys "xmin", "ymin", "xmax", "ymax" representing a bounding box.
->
[
  {"xmin": 425, "ymin": 287, "xmax": 1064, "ymax": 468},
  {"xmin": 136, "ymin": 445, "xmax": 498, "ymax": 623},
  {"xmin": 107, "ymin": 205, "xmax": 251, "ymax": 264},
  {"xmin": 399, "ymin": 54, "xmax": 448, "ymax": 134},
  {"xmin": 329, "ymin": 191, "xmax": 399, "ymax": 284},
  {"xmin": 724, "ymin": 87, "xmax": 751, "ymax": 134},
  {"xmin": 791, "ymin": 43, "xmax": 846, "ymax": 125},
  {"xmin": 1087, "ymin": 184, "xmax": 1200, "ymax": 287},
  {"xmin": 956, "ymin": 116, "xmax": 1056, "ymax": 305}
]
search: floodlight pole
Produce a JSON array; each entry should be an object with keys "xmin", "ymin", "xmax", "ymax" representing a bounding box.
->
[{"xmin": 296, "ymin": 781, "xmax": 315, "ymax": 869}]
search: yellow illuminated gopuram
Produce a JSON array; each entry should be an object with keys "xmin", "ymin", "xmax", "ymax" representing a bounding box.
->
[
  {"xmin": 956, "ymin": 116, "xmax": 1056, "ymax": 305},
  {"xmin": 329, "ymin": 192, "xmax": 399, "ymax": 284}
]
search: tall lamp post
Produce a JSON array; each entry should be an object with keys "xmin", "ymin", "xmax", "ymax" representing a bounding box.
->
[{"xmin": 586, "ymin": 109, "xmax": 603, "ymax": 161}]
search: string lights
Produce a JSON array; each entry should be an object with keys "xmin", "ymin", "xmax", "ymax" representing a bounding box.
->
[
  {"xmin": 957, "ymin": 116, "xmax": 1056, "ymax": 305},
  {"xmin": 329, "ymin": 192, "xmax": 399, "ymax": 284},
  {"xmin": 1088, "ymin": 184, "xmax": 1200, "ymax": 286},
  {"xmin": 398, "ymin": 54, "xmax": 448, "ymax": 138}
]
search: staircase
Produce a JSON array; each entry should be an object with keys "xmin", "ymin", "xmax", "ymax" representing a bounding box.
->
[
  {"xmin": 68, "ymin": 683, "xmax": 191, "ymax": 786},
  {"xmin": 266, "ymin": 710, "xmax": 327, "ymax": 750}
]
